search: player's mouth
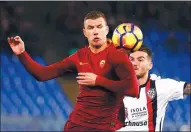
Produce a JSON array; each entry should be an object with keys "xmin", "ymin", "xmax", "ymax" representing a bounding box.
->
[{"xmin": 93, "ymin": 37, "xmax": 100, "ymax": 42}]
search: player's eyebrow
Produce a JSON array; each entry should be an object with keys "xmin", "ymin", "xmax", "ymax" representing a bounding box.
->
[
  {"xmin": 129, "ymin": 56, "xmax": 134, "ymax": 59},
  {"xmin": 87, "ymin": 25, "xmax": 94, "ymax": 28},
  {"xmin": 97, "ymin": 24, "xmax": 102, "ymax": 27},
  {"xmin": 137, "ymin": 56, "xmax": 145, "ymax": 59}
]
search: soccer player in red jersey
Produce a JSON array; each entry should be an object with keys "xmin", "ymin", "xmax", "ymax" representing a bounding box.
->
[{"xmin": 7, "ymin": 11, "xmax": 139, "ymax": 131}]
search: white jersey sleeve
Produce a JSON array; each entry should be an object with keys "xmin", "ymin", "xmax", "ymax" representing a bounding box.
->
[
  {"xmin": 150, "ymin": 74, "xmax": 161, "ymax": 80},
  {"xmin": 117, "ymin": 76, "xmax": 187, "ymax": 132},
  {"xmin": 156, "ymin": 78, "xmax": 186, "ymax": 101}
]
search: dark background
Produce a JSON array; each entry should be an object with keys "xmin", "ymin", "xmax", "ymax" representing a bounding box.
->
[{"xmin": 1, "ymin": 1, "xmax": 190, "ymax": 131}]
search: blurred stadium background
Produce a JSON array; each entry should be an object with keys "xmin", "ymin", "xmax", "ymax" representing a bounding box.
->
[{"xmin": 0, "ymin": 1, "xmax": 190, "ymax": 131}]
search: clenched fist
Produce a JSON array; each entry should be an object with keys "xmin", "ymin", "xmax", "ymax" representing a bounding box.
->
[{"xmin": 7, "ymin": 36, "xmax": 25, "ymax": 55}]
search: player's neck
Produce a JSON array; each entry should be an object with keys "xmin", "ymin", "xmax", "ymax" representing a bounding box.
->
[
  {"xmin": 138, "ymin": 73, "xmax": 149, "ymax": 86},
  {"xmin": 89, "ymin": 43, "xmax": 108, "ymax": 54}
]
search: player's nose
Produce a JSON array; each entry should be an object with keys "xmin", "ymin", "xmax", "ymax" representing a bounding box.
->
[
  {"xmin": 93, "ymin": 28, "xmax": 99, "ymax": 35},
  {"xmin": 132, "ymin": 61, "xmax": 138, "ymax": 66},
  {"xmin": 93, "ymin": 31, "xmax": 98, "ymax": 36},
  {"xmin": 94, "ymin": 32, "xmax": 98, "ymax": 36}
]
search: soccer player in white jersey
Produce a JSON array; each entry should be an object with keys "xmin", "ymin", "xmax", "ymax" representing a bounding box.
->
[{"xmin": 117, "ymin": 45, "xmax": 190, "ymax": 131}]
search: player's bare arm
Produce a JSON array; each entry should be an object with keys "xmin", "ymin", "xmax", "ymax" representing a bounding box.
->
[
  {"xmin": 184, "ymin": 83, "xmax": 191, "ymax": 95},
  {"xmin": 8, "ymin": 36, "xmax": 76, "ymax": 81}
]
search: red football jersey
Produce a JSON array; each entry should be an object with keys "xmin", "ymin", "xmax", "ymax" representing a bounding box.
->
[{"xmin": 18, "ymin": 42, "xmax": 139, "ymax": 131}]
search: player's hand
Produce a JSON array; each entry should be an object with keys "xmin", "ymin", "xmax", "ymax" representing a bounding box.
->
[
  {"xmin": 76, "ymin": 72, "xmax": 97, "ymax": 86},
  {"xmin": 7, "ymin": 36, "xmax": 25, "ymax": 55}
]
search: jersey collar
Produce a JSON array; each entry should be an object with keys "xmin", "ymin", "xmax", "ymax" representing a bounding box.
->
[{"xmin": 139, "ymin": 74, "xmax": 151, "ymax": 88}]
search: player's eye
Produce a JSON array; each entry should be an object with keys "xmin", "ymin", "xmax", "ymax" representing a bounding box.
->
[
  {"xmin": 87, "ymin": 26, "xmax": 94, "ymax": 30},
  {"xmin": 138, "ymin": 59, "xmax": 144, "ymax": 62},
  {"xmin": 97, "ymin": 25, "xmax": 103, "ymax": 28},
  {"xmin": 129, "ymin": 58, "xmax": 134, "ymax": 61}
]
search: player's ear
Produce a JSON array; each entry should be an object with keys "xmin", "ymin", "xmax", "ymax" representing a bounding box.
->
[
  {"xmin": 149, "ymin": 61, "xmax": 153, "ymax": 70},
  {"xmin": 83, "ymin": 28, "xmax": 87, "ymax": 38},
  {"xmin": 106, "ymin": 25, "xmax": 109, "ymax": 36}
]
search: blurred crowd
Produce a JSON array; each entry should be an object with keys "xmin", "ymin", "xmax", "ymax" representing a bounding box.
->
[
  {"xmin": 1, "ymin": 2, "xmax": 190, "ymax": 131},
  {"xmin": 0, "ymin": 1, "xmax": 190, "ymax": 62}
]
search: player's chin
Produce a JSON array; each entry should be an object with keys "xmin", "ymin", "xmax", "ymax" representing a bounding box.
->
[
  {"xmin": 134, "ymin": 70, "xmax": 139, "ymax": 74},
  {"xmin": 92, "ymin": 42, "xmax": 103, "ymax": 47},
  {"xmin": 136, "ymin": 73, "xmax": 142, "ymax": 78},
  {"xmin": 137, "ymin": 73, "xmax": 145, "ymax": 79}
]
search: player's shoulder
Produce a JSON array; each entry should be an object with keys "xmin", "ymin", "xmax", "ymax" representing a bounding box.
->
[
  {"xmin": 73, "ymin": 46, "xmax": 88, "ymax": 56},
  {"xmin": 78, "ymin": 46, "xmax": 88, "ymax": 52},
  {"xmin": 155, "ymin": 78, "xmax": 184, "ymax": 91},
  {"xmin": 108, "ymin": 45, "xmax": 123, "ymax": 55},
  {"xmin": 155, "ymin": 78, "xmax": 178, "ymax": 84},
  {"xmin": 65, "ymin": 47, "xmax": 88, "ymax": 60},
  {"xmin": 152, "ymin": 78, "xmax": 173, "ymax": 94},
  {"xmin": 108, "ymin": 45, "xmax": 129, "ymax": 63},
  {"xmin": 154, "ymin": 78, "xmax": 186, "ymax": 98},
  {"xmin": 150, "ymin": 74, "xmax": 177, "ymax": 83}
]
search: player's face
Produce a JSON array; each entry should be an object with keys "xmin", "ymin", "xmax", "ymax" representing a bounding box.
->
[
  {"xmin": 129, "ymin": 51, "xmax": 153, "ymax": 78},
  {"xmin": 83, "ymin": 17, "xmax": 109, "ymax": 47}
]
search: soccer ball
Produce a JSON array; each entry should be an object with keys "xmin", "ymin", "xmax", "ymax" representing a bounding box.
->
[{"xmin": 112, "ymin": 23, "xmax": 143, "ymax": 52}]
